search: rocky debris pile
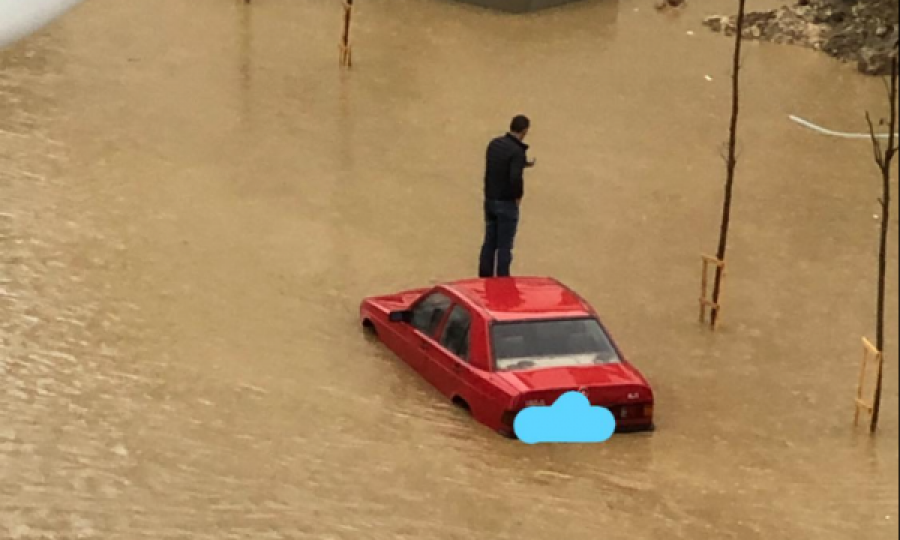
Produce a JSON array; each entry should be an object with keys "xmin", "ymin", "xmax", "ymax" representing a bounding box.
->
[{"xmin": 703, "ymin": 0, "xmax": 899, "ymax": 76}]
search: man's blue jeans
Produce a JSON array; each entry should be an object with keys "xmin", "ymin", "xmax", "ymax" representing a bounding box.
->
[{"xmin": 478, "ymin": 199, "xmax": 519, "ymax": 278}]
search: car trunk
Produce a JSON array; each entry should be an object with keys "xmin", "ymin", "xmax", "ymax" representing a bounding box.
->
[{"xmin": 496, "ymin": 364, "xmax": 654, "ymax": 427}]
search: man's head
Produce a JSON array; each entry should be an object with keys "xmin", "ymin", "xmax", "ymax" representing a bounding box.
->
[{"xmin": 509, "ymin": 115, "xmax": 530, "ymax": 140}]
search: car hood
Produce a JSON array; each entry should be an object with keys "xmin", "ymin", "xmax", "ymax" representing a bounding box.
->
[{"xmin": 365, "ymin": 287, "xmax": 428, "ymax": 311}]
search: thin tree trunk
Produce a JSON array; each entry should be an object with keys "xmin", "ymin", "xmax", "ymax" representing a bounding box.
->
[
  {"xmin": 342, "ymin": 0, "xmax": 353, "ymax": 48},
  {"xmin": 870, "ymin": 46, "xmax": 898, "ymax": 434},
  {"xmin": 711, "ymin": 0, "xmax": 747, "ymax": 327}
]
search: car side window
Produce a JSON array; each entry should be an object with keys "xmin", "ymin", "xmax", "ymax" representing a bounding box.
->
[
  {"xmin": 410, "ymin": 292, "xmax": 453, "ymax": 337},
  {"xmin": 440, "ymin": 305, "xmax": 471, "ymax": 362}
]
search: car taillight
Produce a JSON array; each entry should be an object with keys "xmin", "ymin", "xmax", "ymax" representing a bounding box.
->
[{"xmin": 610, "ymin": 404, "xmax": 653, "ymax": 420}]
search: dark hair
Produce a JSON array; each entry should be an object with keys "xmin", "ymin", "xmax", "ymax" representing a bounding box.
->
[{"xmin": 510, "ymin": 115, "xmax": 530, "ymax": 133}]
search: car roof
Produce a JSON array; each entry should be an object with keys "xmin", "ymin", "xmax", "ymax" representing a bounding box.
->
[{"xmin": 444, "ymin": 277, "xmax": 593, "ymax": 322}]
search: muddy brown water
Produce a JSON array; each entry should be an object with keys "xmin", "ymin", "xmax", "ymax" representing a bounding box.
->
[{"xmin": 1, "ymin": 0, "xmax": 898, "ymax": 538}]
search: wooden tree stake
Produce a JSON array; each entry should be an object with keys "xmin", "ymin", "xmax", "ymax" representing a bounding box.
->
[
  {"xmin": 699, "ymin": 254, "xmax": 727, "ymax": 331},
  {"xmin": 339, "ymin": 0, "xmax": 353, "ymax": 68},
  {"xmin": 855, "ymin": 337, "xmax": 884, "ymax": 430}
]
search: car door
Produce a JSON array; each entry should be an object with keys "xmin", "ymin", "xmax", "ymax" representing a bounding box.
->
[
  {"xmin": 404, "ymin": 291, "xmax": 454, "ymax": 382},
  {"xmin": 434, "ymin": 303, "xmax": 498, "ymax": 414},
  {"xmin": 428, "ymin": 304, "xmax": 471, "ymax": 398}
]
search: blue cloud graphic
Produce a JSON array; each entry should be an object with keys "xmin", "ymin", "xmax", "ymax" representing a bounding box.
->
[{"xmin": 513, "ymin": 391, "xmax": 616, "ymax": 444}]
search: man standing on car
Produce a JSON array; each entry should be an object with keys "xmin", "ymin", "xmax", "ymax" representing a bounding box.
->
[{"xmin": 478, "ymin": 114, "xmax": 535, "ymax": 278}]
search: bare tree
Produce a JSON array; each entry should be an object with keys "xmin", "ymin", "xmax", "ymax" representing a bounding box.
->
[
  {"xmin": 865, "ymin": 42, "xmax": 898, "ymax": 434},
  {"xmin": 711, "ymin": 0, "xmax": 748, "ymax": 327}
]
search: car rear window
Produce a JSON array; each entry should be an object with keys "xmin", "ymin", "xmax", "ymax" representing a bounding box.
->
[{"xmin": 491, "ymin": 317, "xmax": 621, "ymax": 371}]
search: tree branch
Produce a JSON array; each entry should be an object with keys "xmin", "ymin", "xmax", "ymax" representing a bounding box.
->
[{"xmin": 866, "ymin": 111, "xmax": 885, "ymax": 169}]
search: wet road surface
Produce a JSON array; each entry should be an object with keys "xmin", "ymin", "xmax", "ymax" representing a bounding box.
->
[{"xmin": 1, "ymin": 0, "xmax": 898, "ymax": 538}]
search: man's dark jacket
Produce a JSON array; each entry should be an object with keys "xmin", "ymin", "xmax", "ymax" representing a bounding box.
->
[{"xmin": 483, "ymin": 133, "xmax": 528, "ymax": 202}]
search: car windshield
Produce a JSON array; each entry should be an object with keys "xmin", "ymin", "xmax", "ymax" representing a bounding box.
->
[{"xmin": 491, "ymin": 317, "xmax": 622, "ymax": 372}]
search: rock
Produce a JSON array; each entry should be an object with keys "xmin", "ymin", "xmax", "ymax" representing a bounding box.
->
[
  {"xmin": 656, "ymin": 0, "xmax": 685, "ymax": 10},
  {"xmin": 703, "ymin": 15, "xmax": 728, "ymax": 33},
  {"xmin": 858, "ymin": 46, "xmax": 897, "ymax": 75}
]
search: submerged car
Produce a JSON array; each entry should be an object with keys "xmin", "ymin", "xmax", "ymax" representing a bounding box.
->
[{"xmin": 359, "ymin": 277, "xmax": 655, "ymax": 437}]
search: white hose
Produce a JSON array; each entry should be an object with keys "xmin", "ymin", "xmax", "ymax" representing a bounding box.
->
[
  {"xmin": 789, "ymin": 115, "xmax": 899, "ymax": 140},
  {"xmin": 0, "ymin": 0, "xmax": 87, "ymax": 50}
]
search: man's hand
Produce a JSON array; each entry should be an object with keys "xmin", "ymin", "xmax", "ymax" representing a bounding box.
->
[{"xmin": 525, "ymin": 157, "xmax": 536, "ymax": 168}]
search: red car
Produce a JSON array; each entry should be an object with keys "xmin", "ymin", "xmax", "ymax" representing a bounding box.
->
[{"xmin": 359, "ymin": 276, "xmax": 655, "ymax": 437}]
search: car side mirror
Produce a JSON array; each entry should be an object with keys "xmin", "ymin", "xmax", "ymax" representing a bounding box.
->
[{"xmin": 389, "ymin": 310, "xmax": 410, "ymax": 323}]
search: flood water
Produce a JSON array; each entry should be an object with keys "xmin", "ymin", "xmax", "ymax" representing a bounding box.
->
[{"xmin": 1, "ymin": 0, "xmax": 898, "ymax": 538}]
